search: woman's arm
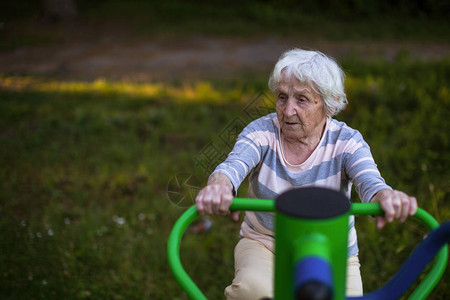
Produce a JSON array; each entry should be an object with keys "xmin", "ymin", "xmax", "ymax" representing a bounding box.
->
[
  {"xmin": 195, "ymin": 118, "xmax": 271, "ymax": 221},
  {"xmin": 343, "ymin": 131, "xmax": 417, "ymax": 228}
]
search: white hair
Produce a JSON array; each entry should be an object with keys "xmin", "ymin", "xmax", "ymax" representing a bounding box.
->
[{"xmin": 268, "ymin": 48, "xmax": 348, "ymax": 116}]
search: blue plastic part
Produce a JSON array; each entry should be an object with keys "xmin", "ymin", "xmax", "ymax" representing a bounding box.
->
[
  {"xmin": 294, "ymin": 256, "xmax": 333, "ymax": 298},
  {"xmin": 348, "ymin": 221, "xmax": 450, "ymax": 300}
]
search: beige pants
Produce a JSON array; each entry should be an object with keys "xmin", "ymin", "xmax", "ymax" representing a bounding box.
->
[{"xmin": 225, "ymin": 238, "xmax": 363, "ymax": 300}]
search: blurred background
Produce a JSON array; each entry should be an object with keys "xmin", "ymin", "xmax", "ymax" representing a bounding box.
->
[{"xmin": 0, "ymin": 1, "xmax": 449, "ymax": 299}]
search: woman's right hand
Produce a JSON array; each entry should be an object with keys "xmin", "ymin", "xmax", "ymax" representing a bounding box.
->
[{"xmin": 195, "ymin": 174, "xmax": 240, "ymax": 222}]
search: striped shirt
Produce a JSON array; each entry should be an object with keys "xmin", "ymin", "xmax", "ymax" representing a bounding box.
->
[{"xmin": 211, "ymin": 113, "xmax": 391, "ymax": 257}]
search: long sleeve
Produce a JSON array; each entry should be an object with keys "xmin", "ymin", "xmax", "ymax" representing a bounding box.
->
[
  {"xmin": 211, "ymin": 116, "xmax": 273, "ymax": 193},
  {"xmin": 343, "ymin": 132, "xmax": 392, "ymax": 203}
]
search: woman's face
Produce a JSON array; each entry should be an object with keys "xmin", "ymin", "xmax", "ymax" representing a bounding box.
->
[{"xmin": 275, "ymin": 74, "xmax": 327, "ymax": 143}]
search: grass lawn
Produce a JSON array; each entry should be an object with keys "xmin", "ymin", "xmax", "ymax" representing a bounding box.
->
[
  {"xmin": 1, "ymin": 56, "xmax": 449, "ymax": 299},
  {"xmin": 1, "ymin": 1, "xmax": 449, "ymax": 299}
]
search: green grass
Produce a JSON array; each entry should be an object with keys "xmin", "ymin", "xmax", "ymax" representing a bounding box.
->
[{"xmin": 1, "ymin": 55, "xmax": 449, "ymax": 299}]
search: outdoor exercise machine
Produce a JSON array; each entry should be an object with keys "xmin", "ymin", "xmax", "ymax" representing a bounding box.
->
[{"xmin": 168, "ymin": 187, "xmax": 449, "ymax": 300}]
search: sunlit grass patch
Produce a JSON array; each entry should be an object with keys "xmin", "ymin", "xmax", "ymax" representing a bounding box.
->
[{"xmin": 0, "ymin": 75, "xmax": 251, "ymax": 104}]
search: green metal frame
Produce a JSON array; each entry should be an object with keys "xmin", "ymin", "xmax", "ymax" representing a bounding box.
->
[{"xmin": 167, "ymin": 199, "xmax": 448, "ymax": 300}]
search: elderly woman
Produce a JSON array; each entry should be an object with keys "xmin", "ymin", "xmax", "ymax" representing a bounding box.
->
[{"xmin": 195, "ymin": 49, "xmax": 417, "ymax": 299}]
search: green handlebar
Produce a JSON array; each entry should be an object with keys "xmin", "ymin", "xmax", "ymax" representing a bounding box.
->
[
  {"xmin": 166, "ymin": 198, "xmax": 273, "ymax": 300},
  {"xmin": 167, "ymin": 199, "xmax": 448, "ymax": 300},
  {"xmin": 350, "ymin": 203, "xmax": 448, "ymax": 299}
]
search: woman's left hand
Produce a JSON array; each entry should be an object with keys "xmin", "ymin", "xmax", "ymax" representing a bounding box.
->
[{"xmin": 370, "ymin": 189, "xmax": 418, "ymax": 229}]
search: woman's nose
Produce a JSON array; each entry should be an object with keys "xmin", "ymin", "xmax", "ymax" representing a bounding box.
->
[{"xmin": 283, "ymin": 99, "xmax": 296, "ymax": 116}]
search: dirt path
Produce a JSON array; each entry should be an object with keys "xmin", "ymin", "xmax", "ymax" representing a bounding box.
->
[{"xmin": 1, "ymin": 34, "xmax": 449, "ymax": 82}]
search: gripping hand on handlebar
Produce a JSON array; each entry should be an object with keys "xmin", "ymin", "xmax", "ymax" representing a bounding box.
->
[
  {"xmin": 195, "ymin": 173, "xmax": 240, "ymax": 222},
  {"xmin": 371, "ymin": 189, "xmax": 418, "ymax": 229}
]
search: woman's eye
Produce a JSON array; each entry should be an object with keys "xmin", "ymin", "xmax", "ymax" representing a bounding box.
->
[{"xmin": 278, "ymin": 95, "xmax": 287, "ymax": 101}]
